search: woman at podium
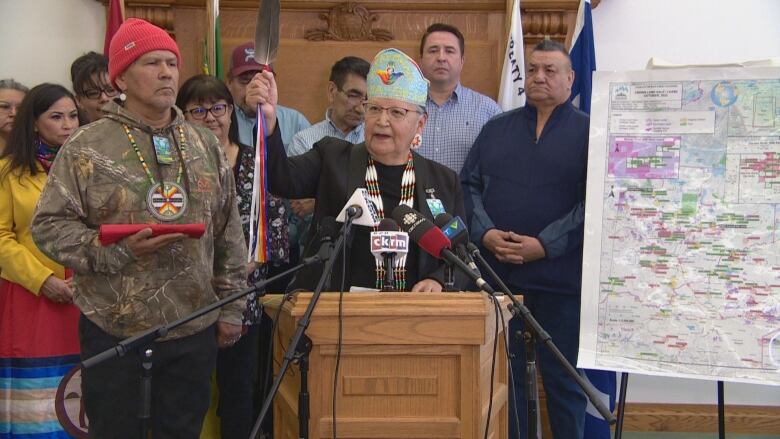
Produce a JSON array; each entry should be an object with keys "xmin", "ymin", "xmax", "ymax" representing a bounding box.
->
[{"xmin": 248, "ymin": 48, "xmax": 467, "ymax": 293}]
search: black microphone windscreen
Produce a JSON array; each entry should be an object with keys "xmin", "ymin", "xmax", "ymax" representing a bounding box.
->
[
  {"xmin": 378, "ymin": 218, "xmax": 399, "ymax": 232},
  {"xmin": 318, "ymin": 216, "xmax": 339, "ymax": 241},
  {"xmin": 391, "ymin": 205, "xmax": 451, "ymax": 258},
  {"xmin": 433, "ymin": 212, "xmax": 454, "ymax": 228},
  {"xmin": 391, "ymin": 205, "xmax": 434, "ymax": 242}
]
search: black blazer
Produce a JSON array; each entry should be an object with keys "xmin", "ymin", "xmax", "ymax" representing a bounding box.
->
[{"xmin": 265, "ymin": 127, "xmax": 467, "ymax": 291}]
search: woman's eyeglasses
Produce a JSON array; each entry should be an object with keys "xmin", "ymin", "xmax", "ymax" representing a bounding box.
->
[
  {"xmin": 363, "ymin": 103, "xmax": 422, "ymax": 121},
  {"xmin": 185, "ymin": 103, "xmax": 230, "ymax": 120},
  {"xmin": 0, "ymin": 101, "xmax": 19, "ymax": 115},
  {"xmin": 82, "ymin": 87, "xmax": 119, "ymax": 100}
]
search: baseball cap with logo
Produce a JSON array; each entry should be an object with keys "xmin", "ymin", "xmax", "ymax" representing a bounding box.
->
[{"xmin": 230, "ymin": 42, "xmax": 274, "ymax": 77}]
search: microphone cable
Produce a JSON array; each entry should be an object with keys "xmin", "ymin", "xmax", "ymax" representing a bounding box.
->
[
  {"xmin": 483, "ymin": 291, "xmax": 501, "ymax": 439},
  {"xmin": 332, "ymin": 223, "xmax": 350, "ymax": 439},
  {"xmin": 259, "ymin": 284, "xmax": 303, "ymax": 434},
  {"xmin": 470, "ymin": 245, "xmax": 522, "ymax": 439}
]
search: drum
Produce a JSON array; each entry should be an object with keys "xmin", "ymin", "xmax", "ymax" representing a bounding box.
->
[{"xmin": 55, "ymin": 365, "xmax": 89, "ymax": 438}]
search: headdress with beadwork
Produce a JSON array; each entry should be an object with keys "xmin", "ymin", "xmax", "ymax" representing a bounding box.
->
[{"xmin": 366, "ymin": 48, "xmax": 429, "ymax": 107}]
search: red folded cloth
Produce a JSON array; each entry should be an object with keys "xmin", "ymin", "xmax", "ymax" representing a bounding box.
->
[{"xmin": 99, "ymin": 224, "xmax": 206, "ymax": 245}]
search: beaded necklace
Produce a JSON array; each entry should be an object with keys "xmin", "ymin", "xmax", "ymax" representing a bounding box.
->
[
  {"xmin": 123, "ymin": 124, "xmax": 189, "ymax": 221},
  {"xmin": 364, "ymin": 152, "xmax": 415, "ymax": 290}
]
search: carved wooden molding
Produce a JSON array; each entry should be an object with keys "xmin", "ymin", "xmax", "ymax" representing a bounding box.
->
[
  {"xmin": 125, "ymin": 5, "xmax": 175, "ymax": 33},
  {"xmin": 522, "ymin": 10, "xmax": 569, "ymax": 39},
  {"xmin": 304, "ymin": 3, "xmax": 393, "ymax": 41},
  {"xmin": 97, "ymin": 0, "xmax": 507, "ymax": 12}
]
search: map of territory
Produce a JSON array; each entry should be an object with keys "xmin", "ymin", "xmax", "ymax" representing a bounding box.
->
[{"xmin": 579, "ymin": 68, "xmax": 780, "ymax": 385}]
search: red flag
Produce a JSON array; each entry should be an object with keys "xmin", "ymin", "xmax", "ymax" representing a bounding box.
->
[{"xmin": 103, "ymin": 0, "xmax": 125, "ymax": 57}]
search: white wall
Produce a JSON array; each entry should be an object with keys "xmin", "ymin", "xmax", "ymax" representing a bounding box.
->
[
  {"xmin": 593, "ymin": 0, "xmax": 780, "ymax": 406},
  {"xmin": 593, "ymin": 0, "xmax": 780, "ymax": 71},
  {"xmin": 0, "ymin": 0, "xmax": 105, "ymax": 89},
  {"xmin": 0, "ymin": 0, "xmax": 777, "ymax": 408}
]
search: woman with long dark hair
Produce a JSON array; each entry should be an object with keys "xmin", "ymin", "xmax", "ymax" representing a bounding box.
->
[
  {"xmin": 177, "ymin": 75, "xmax": 288, "ymax": 439},
  {"xmin": 0, "ymin": 83, "xmax": 81, "ymax": 438}
]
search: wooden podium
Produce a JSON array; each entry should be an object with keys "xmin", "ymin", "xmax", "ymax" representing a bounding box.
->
[{"xmin": 266, "ymin": 292, "xmax": 512, "ymax": 439}]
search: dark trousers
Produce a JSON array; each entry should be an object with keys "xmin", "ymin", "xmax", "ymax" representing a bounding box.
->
[
  {"xmin": 79, "ymin": 315, "xmax": 217, "ymax": 439},
  {"xmin": 507, "ymin": 292, "xmax": 587, "ymax": 439},
  {"xmin": 216, "ymin": 324, "xmax": 260, "ymax": 439}
]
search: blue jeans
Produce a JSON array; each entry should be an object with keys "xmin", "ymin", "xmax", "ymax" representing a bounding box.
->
[{"xmin": 507, "ymin": 292, "xmax": 587, "ymax": 439}]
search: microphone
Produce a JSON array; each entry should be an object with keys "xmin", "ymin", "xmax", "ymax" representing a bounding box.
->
[
  {"xmin": 336, "ymin": 188, "xmax": 380, "ymax": 227},
  {"xmin": 434, "ymin": 213, "xmax": 482, "ymax": 276},
  {"xmin": 297, "ymin": 216, "xmax": 341, "ymax": 293},
  {"xmin": 369, "ymin": 218, "xmax": 409, "ymax": 291},
  {"xmin": 391, "ymin": 205, "xmax": 495, "ymax": 294},
  {"xmin": 306, "ymin": 216, "xmax": 340, "ymax": 264}
]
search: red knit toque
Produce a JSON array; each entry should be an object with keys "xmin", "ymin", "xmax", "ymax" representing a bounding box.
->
[{"xmin": 108, "ymin": 18, "xmax": 182, "ymax": 88}]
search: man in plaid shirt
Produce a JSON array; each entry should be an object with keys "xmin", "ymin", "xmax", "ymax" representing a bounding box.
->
[{"xmin": 416, "ymin": 23, "xmax": 502, "ymax": 174}]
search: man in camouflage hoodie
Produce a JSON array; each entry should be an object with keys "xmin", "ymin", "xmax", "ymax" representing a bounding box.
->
[{"xmin": 31, "ymin": 19, "xmax": 247, "ymax": 438}]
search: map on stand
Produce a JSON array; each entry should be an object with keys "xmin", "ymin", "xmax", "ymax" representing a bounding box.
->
[{"xmin": 579, "ymin": 68, "xmax": 780, "ymax": 385}]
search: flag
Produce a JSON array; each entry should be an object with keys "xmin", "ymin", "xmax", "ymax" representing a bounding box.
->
[
  {"xmin": 568, "ymin": 0, "xmax": 596, "ymax": 113},
  {"xmin": 581, "ymin": 369, "xmax": 616, "ymax": 439},
  {"xmin": 203, "ymin": 0, "xmax": 224, "ymax": 79},
  {"xmin": 103, "ymin": 0, "xmax": 125, "ymax": 57},
  {"xmin": 569, "ymin": 1, "xmax": 615, "ymax": 436},
  {"xmin": 498, "ymin": 0, "xmax": 526, "ymax": 110}
]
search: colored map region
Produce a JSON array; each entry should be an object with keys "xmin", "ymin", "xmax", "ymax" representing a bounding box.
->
[
  {"xmin": 581, "ymin": 69, "xmax": 780, "ymax": 385},
  {"xmin": 608, "ymin": 137, "xmax": 680, "ymax": 179}
]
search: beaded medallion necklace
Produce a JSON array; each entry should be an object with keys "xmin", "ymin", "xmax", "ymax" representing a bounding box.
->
[
  {"xmin": 123, "ymin": 124, "xmax": 189, "ymax": 221},
  {"xmin": 364, "ymin": 152, "xmax": 415, "ymax": 290}
]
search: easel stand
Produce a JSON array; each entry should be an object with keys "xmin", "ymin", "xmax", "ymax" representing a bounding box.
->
[{"xmin": 614, "ymin": 373, "xmax": 727, "ymax": 439}]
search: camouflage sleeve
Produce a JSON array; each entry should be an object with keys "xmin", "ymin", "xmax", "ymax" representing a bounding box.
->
[
  {"xmin": 31, "ymin": 135, "xmax": 137, "ymax": 274},
  {"xmin": 208, "ymin": 135, "xmax": 249, "ymax": 325}
]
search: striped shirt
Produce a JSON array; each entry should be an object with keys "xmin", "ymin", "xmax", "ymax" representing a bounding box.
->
[
  {"xmin": 418, "ymin": 83, "xmax": 502, "ymax": 173},
  {"xmin": 235, "ymin": 105, "xmax": 310, "ymax": 151},
  {"xmin": 289, "ymin": 108, "xmax": 365, "ymax": 156}
]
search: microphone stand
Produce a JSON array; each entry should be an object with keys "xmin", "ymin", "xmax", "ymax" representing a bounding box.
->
[
  {"xmin": 381, "ymin": 252, "xmax": 395, "ymax": 292},
  {"xmin": 81, "ymin": 260, "xmax": 316, "ymax": 439},
  {"xmin": 465, "ymin": 243, "xmax": 616, "ymax": 437},
  {"xmin": 443, "ymin": 263, "xmax": 456, "ymax": 292},
  {"xmin": 250, "ymin": 211, "xmax": 357, "ymax": 439}
]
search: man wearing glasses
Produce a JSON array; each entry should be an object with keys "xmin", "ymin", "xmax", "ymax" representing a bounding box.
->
[
  {"xmin": 70, "ymin": 52, "xmax": 118, "ymax": 123},
  {"xmin": 289, "ymin": 56, "xmax": 370, "ymax": 155},
  {"xmin": 285, "ymin": 57, "xmax": 370, "ymax": 249}
]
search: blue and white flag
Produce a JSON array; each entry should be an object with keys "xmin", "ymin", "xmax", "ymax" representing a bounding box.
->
[
  {"xmin": 498, "ymin": 0, "xmax": 525, "ymax": 110},
  {"xmin": 580, "ymin": 369, "xmax": 617, "ymax": 439},
  {"xmin": 568, "ymin": 0, "xmax": 596, "ymax": 114},
  {"xmin": 569, "ymin": 1, "xmax": 616, "ymax": 437}
]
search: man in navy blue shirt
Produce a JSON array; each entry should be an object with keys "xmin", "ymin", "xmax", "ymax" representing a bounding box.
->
[{"xmin": 461, "ymin": 40, "xmax": 589, "ymax": 439}]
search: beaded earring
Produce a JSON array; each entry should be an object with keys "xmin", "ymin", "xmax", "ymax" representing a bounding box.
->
[{"xmin": 411, "ymin": 133, "xmax": 422, "ymax": 149}]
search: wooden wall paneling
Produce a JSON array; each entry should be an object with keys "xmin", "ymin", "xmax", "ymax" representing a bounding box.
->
[
  {"xmin": 217, "ymin": 6, "xmax": 506, "ymax": 122},
  {"xmin": 100, "ymin": 0, "xmax": 518, "ymax": 122},
  {"xmin": 620, "ymin": 403, "xmax": 780, "ymax": 434}
]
